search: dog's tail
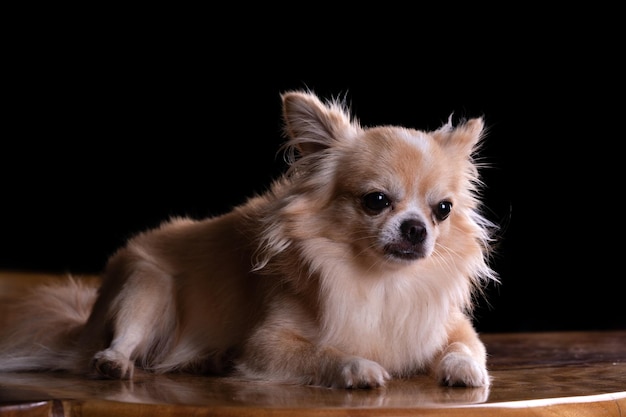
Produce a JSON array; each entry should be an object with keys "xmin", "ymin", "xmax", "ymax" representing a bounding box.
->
[{"xmin": 0, "ymin": 275, "xmax": 98, "ymax": 373}]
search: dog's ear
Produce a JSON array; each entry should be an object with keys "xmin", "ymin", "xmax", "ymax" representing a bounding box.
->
[
  {"xmin": 433, "ymin": 116, "xmax": 486, "ymax": 157},
  {"xmin": 281, "ymin": 91, "xmax": 358, "ymax": 157}
]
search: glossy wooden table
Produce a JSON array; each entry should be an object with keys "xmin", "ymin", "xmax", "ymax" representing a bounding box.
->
[{"xmin": 0, "ymin": 272, "xmax": 625, "ymax": 416}]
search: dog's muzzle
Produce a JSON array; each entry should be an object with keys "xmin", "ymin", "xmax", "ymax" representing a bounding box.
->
[{"xmin": 384, "ymin": 219, "xmax": 428, "ymax": 260}]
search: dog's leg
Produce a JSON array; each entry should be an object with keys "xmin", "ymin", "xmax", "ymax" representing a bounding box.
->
[
  {"xmin": 236, "ymin": 302, "xmax": 390, "ymax": 389},
  {"xmin": 431, "ymin": 313, "xmax": 490, "ymax": 387},
  {"xmin": 86, "ymin": 255, "xmax": 176, "ymax": 379}
]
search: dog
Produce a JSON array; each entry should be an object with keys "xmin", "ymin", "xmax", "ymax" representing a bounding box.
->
[{"xmin": 0, "ymin": 90, "xmax": 498, "ymax": 389}]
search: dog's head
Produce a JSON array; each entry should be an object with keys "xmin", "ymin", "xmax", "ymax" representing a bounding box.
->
[{"xmin": 255, "ymin": 91, "xmax": 496, "ymax": 283}]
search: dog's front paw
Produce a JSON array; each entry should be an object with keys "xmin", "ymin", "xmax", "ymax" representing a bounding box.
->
[
  {"xmin": 90, "ymin": 349, "xmax": 134, "ymax": 379},
  {"xmin": 323, "ymin": 357, "xmax": 390, "ymax": 389},
  {"xmin": 435, "ymin": 351, "xmax": 489, "ymax": 387}
]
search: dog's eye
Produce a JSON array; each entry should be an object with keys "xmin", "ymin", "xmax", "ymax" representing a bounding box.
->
[
  {"xmin": 434, "ymin": 200, "xmax": 452, "ymax": 221},
  {"xmin": 362, "ymin": 192, "xmax": 391, "ymax": 213}
]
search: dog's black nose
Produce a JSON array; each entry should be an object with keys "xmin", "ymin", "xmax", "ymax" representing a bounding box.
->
[{"xmin": 400, "ymin": 219, "xmax": 427, "ymax": 244}]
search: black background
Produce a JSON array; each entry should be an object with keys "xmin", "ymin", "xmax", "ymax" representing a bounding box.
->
[{"xmin": 2, "ymin": 10, "xmax": 624, "ymax": 333}]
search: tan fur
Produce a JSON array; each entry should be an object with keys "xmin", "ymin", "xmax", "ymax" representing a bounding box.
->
[{"xmin": 0, "ymin": 91, "xmax": 498, "ymax": 389}]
